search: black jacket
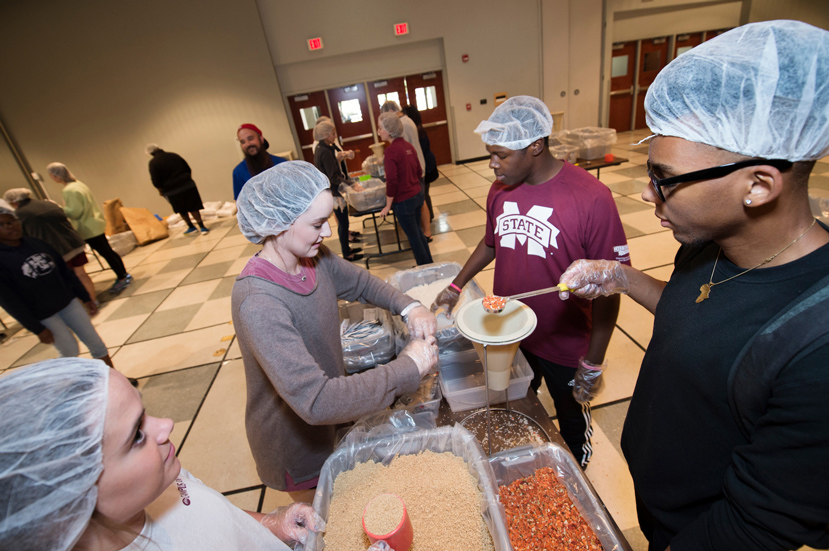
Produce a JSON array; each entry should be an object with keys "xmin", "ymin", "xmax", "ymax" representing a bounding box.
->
[
  {"xmin": 149, "ymin": 150, "xmax": 197, "ymax": 196},
  {"xmin": 0, "ymin": 237, "xmax": 90, "ymax": 334}
]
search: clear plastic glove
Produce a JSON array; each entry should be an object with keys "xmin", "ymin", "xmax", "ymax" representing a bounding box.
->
[
  {"xmin": 368, "ymin": 542, "xmax": 394, "ymax": 551},
  {"xmin": 430, "ymin": 285, "xmax": 461, "ymax": 317},
  {"xmin": 559, "ymin": 259, "xmax": 629, "ymax": 300},
  {"xmin": 400, "ymin": 335, "xmax": 439, "ymax": 376},
  {"xmin": 572, "ymin": 357, "xmax": 606, "ymax": 403},
  {"xmin": 405, "ymin": 305, "xmax": 437, "ymax": 339},
  {"xmin": 260, "ymin": 502, "xmax": 326, "ymax": 546}
]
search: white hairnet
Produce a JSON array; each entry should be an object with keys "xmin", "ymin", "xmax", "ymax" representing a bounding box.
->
[
  {"xmin": 646, "ymin": 20, "xmax": 829, "ymax": 161},
  {"xmin": 379, "ymin": 112, "xmax": 404, "ymax": 139},
  {"xmin": 474, "ymin": 96, "xmax": 553, "ymax": 150},
  {"xmin": 0, "ymin": 359, "xmax": 109, "ymax": 551},
  {"xmin": 236, "ymin": 161, "xmax": 330, "ymax": 244},
  {"xmin": 313, "ymin": 120, "xmax": 335, "ymax": 141},
  {"xmin": 3, "ymin": 188, "xmax": 31, "ymax": 204}
]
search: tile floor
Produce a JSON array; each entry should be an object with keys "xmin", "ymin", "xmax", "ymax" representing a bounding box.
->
[{"xmin": 2, "ymin": 128, "xmax": 826, "ymax": 550}]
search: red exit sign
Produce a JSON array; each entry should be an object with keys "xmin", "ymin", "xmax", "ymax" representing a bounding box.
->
[
  {"xmin": 307, "ymin": 37, "xmax": 323, "ymax": 51},
  {"xmin": 394, "ymin": 22, "xmax": 409, "ymax": 36}
]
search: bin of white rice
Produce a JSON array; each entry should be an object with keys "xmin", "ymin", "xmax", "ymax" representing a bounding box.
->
[{"xmin": 307, "ymin": 425, "xmax": 511, "ymax": 551}]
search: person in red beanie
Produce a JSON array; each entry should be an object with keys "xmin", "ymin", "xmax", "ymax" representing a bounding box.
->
[{"xmin": 233, "ymin": 124, "xmax": 287, "ymax": 199}]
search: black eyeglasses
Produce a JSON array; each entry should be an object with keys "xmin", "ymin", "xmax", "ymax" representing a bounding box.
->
[{"xmin": 646, "ymin": 158, "xmax": 793, "ymax": 202}]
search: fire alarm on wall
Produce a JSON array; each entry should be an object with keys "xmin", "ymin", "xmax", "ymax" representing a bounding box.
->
[
  {"xmin": 466, "ymin": 103, "xmax": 472, "ymax": 111},
  {"xmin": 462, "ymin": 54, "xmax": 469, "ymax": 63}
]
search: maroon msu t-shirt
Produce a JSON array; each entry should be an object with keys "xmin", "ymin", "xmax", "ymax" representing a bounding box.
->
[{"xmin": 484, "ymin": 161, "xmax": 630, "ymax": 367}]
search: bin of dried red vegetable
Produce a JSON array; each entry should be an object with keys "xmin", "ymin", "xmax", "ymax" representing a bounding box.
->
[
  {"xmin": 305, "ymin": 424, "xmax": 513, "ymax": 551},
  {"xmin": 489, "ymin": 443, "xmax": 631, "ymax": 551}
]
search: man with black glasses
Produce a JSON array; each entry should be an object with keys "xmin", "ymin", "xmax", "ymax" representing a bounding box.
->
[{"xmin": 559, "ymin": 20, "xmax": 829, "ymax": 551}]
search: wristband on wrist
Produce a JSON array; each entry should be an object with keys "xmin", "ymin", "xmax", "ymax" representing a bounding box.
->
[
  {"xmin": 580, "ymin": 358, "xmax": 606, "ymax": 370},
  {"xmin": 449, "ymin": 283, "xmax": 462, "ymax": 293}
]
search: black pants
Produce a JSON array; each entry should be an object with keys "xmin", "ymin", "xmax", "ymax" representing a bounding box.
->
[
  {"xmin": 86, "ymin": 233, "xmax": 127, "ymax": 280},
  {"xmin": 333, "ymin": 205, "xmax": 355, "ymax": 256},
  {"xmin": 522, "ymin": 348, "xmax": 593, "ymax": 467}
]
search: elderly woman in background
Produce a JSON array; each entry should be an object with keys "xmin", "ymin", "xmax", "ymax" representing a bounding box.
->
[
  {"xmin": 46, "ymin": 162, "xmax": 132, "ymax": 293},
  {"xmin": 313, "ymin": 120, "xmax": 363, "ymax": 261},
  {"xmin": 4, "ymin": 188, "xmax": 97, "ymax": 302},
  {"xmin": 377, "ymin": 112, "xmax": 433, "ymax": 266},
  {"xmin": 232, "ymin": 161, "xmax": 438, "ymax": 501}
]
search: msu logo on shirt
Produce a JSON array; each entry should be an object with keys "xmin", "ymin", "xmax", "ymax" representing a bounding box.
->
[
  {"xmin": 495, "ymin": 201, "xmax": 561, "ymax": 258},
  {"xmin": 22, "ymin": 253, "xmax": 55, "ymax": 279}
]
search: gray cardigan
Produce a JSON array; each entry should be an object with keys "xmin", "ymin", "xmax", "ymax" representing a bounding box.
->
[{"xmin": 231, "ymin": 246, "xmax": 421, "ymax": 490}]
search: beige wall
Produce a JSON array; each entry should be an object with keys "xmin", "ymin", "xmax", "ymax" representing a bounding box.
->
[
  {"xmin": 748, "ymin": 0, "xmax": 829, "ymax": 28},
  {"xmin": 257, "ymin": 0, "xmax": 544, "ymax": 161},
  {"xmin": 0, "ymin": 0, "xmax": 293, "ymax": 210}
]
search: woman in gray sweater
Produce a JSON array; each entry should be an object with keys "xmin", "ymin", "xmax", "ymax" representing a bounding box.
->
[{"xmin": 232, "ymin": 161, "xmax": 438, "ymax": 501}]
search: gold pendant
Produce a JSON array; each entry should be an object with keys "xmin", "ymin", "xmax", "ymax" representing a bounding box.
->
[{"xmin": 696, "ymin": 283, "xmax": 711, "ymax": 303}]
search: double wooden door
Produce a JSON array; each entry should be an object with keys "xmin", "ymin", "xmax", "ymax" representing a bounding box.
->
[{"xmin": 287, "ymin": 70, "xmax": 452, "ymax": 174}]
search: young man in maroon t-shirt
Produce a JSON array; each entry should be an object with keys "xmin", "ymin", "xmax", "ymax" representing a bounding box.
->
[{"xmin": 432, "ymin": 96, "xmax": 630, "ymax": 467}]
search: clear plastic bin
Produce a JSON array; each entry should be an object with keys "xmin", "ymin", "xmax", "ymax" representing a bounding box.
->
[
  {"xmin": 569, "ymin": 127, "xmax": 617, "ymax": 160},
  {"xmin": 343, "ymin": 179, "xmax": 386, "ymax": 212},
  {"xmin": 338, "ymin": 301, "xmax": 395, "ymax": 373},
  {"xmin": 549, "ymin": 144, "xmax": 579, "ymax": 164},
  {"xmin": 489, "ymin": 443, "xmax": 631, "ymax": 551},
  {"xmin": 307, "ymin": 425, "xmax": 512, "ymax": 551},
  {"xmin": 439, "ymin": 348, "xmax": 533, "ymax": 412},
  {"xmin": 385, "ymin": 262, "xmax": 485, "ymax": 352}
]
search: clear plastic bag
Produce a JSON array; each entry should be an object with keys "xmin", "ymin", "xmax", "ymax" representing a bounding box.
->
[
  {"xmin": 339, "ymin": 301, "xmax": 395, "ymax": 373},
  {"xmin": 304, "ymin": 424, "xmax": 512, "ymax": 551},
  {"xmin": 361, "ymin": 155, "xmax": 385, "ymax": 179},
  {"xmin": 393, "ymin": 373, "xmax": 441, "ymax": 416},
  {"xmin": 488, "ymin": 443, "xmax": 630, "ymax": 551},
  {"xmin": 385, "ymin": 262, "xmax": 485, "ymax": 354}
]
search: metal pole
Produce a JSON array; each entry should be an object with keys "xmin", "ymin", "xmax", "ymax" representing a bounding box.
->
[{"xmin": 483, "ymin": 343, "xmax": 492, "ymax": 456}]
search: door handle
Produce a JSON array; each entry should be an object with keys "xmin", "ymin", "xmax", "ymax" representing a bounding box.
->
[
  {"xmin": 422, "ymin": 121, "xmax": 447, "ymax": 128},
  {"xmin": 342, "ymin": 133, "xmax": 373, "ymax": 143},
  {"xmin": 609, "ymin": 87, "xmax": 634, "ymax": 97}
]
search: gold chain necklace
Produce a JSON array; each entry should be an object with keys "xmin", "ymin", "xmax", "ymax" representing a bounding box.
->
[{"xmin": 696, "ymin": 218, "xmax": 816, "ymax": 303}]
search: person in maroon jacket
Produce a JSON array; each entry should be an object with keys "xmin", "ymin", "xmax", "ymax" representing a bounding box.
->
[{"xmin": 377, "ymin": 112, "xmax": 433, "ymax": 265}]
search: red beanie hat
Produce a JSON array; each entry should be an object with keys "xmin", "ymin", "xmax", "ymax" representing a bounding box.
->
[{"xmin": 238, "ymin": 123, "xmax": 263, "ymax": 136}]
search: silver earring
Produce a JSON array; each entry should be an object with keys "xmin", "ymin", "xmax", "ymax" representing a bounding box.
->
[{"xmin": 745, "ymin": 199, "xmax": 752, "ymax": 205}]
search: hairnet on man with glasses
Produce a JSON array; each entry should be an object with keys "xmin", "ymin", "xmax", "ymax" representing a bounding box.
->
[
  {"xmin": 474, "ymin": 95, "xmax": 554, "ymax": 150},
  {"xmin": 236, "ymin": 160, "xmax": 330, "ymax": 244},
  {"xmin": 0, "ymin": 359, "xmax": 110, "ymax": 551},
  {"xmin": 645, "ymin": 19, "xmax": 829, "ymax": 162}
]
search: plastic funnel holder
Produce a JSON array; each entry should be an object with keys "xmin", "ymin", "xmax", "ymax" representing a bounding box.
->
[
  {"xmin": 455, "ymin": 299, "xmax": 537, "ymax": 391},
  {"xmin": 362, "ymin": 493, "xmax": 414, "ymax": 551}
]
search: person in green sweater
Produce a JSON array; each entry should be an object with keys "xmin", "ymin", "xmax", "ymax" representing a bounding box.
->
[{"xmin": 46, "ymin": 162, "xmax": 132, "ymax": 293}]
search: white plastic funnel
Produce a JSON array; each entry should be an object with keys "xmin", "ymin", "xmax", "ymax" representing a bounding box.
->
[
  {"xmin": 455, "ymin": 299, "xmax": 537, "ymax": 391},
  {"xmin": 369, "ymin": 142, "xmax": 385, "ymax": 160}
]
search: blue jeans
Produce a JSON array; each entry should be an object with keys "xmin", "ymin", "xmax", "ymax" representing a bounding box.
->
[
  {"xmin": 40, "ymin": 298, "xmax": 109, "ymax": 359},
  {"xmin": 394, "ymin": 191, "xmax": 432, "ymax": 265}
]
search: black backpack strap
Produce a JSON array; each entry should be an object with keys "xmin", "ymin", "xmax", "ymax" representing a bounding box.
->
[{"xmin": 728, "ymin": 273, "xmax": 829, "ymax": 439}]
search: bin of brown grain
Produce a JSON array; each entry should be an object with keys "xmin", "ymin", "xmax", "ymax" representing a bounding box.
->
[{"xmin": 305, "ymin": 425, "xmax": 512, "ymax": 551}]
